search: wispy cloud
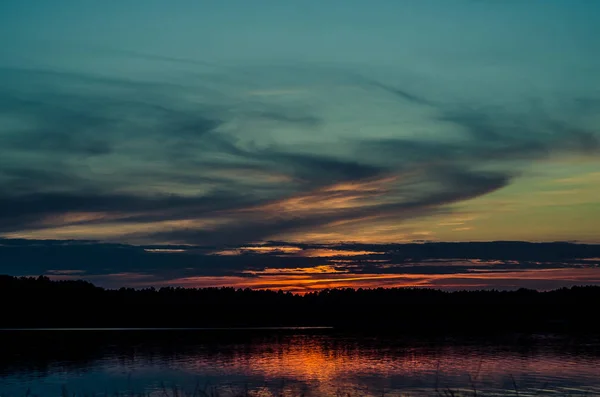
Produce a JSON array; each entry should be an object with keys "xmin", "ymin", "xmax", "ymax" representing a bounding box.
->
[
  {"xmin": 1, "ymin": 0, "xmax": 599, "ymax": 248},
  {"xmin": 3, "ymin": 62, "xmax": 597, "ymax": 245}
]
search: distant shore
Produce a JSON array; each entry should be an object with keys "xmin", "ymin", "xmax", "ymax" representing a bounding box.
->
[{"xmin": 2, "ymin": 275, "xmax": 599, "ymax": 334}]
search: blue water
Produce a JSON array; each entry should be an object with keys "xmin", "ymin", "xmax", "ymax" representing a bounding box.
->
[{"xmin": 1, "ymin": 330, "xmax": 599, "ymax": 396}]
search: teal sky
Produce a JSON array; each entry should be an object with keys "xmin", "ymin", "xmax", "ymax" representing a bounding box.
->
[{"xmin": 0, "ymin": 1, "xmax": 599, "ymax": 289}]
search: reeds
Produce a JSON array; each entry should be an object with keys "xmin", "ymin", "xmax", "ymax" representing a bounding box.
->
[{"xmin": 6, "ymin": 383, "xmax": 596, "ymax": 397}]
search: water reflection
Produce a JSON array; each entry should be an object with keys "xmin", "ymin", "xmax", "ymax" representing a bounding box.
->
[{"xmin": 1, "ymin": 331, "xmax": 600, "ymax": 396}]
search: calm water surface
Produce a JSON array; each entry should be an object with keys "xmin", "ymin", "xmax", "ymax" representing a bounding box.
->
[{"xmin": 1, "ymin": 329, "xmax": 599, "ymax": 396}]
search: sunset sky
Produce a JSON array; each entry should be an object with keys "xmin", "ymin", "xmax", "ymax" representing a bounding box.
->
[{"xmin": 1, "ymin": 0, "xmax": 599, "ymax": 291}]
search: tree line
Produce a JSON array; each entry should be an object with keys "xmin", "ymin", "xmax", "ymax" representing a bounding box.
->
[{"xmin": 2, "ymin": 275, "xmax": 599, "ymax": 333}]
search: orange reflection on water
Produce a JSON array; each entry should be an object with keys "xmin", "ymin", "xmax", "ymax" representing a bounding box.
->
[{"xmin": 172, "ymin": 335, "xmax": 600, "ymax": 396}]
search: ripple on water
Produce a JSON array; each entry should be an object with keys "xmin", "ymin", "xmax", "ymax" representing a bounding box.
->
[{"xmin": 1, "ymin": 332, "xmax": 599, "ymax": 396}]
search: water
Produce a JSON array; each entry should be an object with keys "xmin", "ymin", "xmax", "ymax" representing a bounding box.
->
[{"xmin": 1, "ymin": 329, "xmax": 599, "ymax": 396}]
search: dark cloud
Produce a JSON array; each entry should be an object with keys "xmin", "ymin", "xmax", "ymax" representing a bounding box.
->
[
  {"xmin": 147, "ymin": 216, "xmax": 330, "ymax": 247},
  {"xmin": 439, "ymin": 109, "xmax": 600, "ymax": 158},
  {"xmin": 0, "ymin": 62, "xmax": 598, "ymax": 247},
  {"xmin": 248, "ymin": 110, "xmax": 321, "ymax": 127},
  {"xmin": 361, "ymin": 79, "xmax": 434, "ymax": 106},
  {"xmin": 265, "ymin": 152, "xmax": 387, "ymax": 185},
  {"xmin": 1, "ymin": 239, "xmax": 598, "ymax": 289},
  {"xmin": 145, "ymin": 167, "xmax": 510, "ymax": 246},
  {"xmin": 0, "ymin": 191, "xmax": 264, "ymax": 234}
]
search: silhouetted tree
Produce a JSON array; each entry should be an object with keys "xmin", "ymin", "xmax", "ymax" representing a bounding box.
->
[{"xmin": 1, "ymin": 275, "xmax": 599, "ymax": 333}]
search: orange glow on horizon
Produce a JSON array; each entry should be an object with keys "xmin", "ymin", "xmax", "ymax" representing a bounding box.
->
[{"xmin": 144, "ymin": 267, "xmax": 600, "ymax": 294}]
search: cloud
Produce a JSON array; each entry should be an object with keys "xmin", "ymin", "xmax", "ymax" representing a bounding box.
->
[
  {"xmin": 1, "ymin": 239, "xmax": 599, "ymax": 291},
  {"xmin": 247, "ymin": 110, "xmax": 321, "ymax": 127},
  {"xmin": 0, "ymin": 58, "xmax": 598, "ymax": 246},
  {"xmin": 359, "ymin": 78, "xmax": 435, "ymax": 106}
]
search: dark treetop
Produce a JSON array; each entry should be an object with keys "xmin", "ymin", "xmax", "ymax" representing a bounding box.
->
[{"xmin": 2, "ymin": 275, "xmax": 599, "ymax": 333}]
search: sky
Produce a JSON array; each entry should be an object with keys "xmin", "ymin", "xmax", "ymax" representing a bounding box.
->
[{"xmin": 0, "ymin": 0, "xmax": 599, "ymax": 291}]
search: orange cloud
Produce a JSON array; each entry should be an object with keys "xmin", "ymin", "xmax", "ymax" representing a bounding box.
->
[
  {"xmin": 243, "ymin": 176, "xmax": 399, "ymax": 216},
  {"xmin": 154, "ymin": 267, "xmax": 600, "ymax": 294},
  {"xmin": 297, "ymin": 249, "xmax": 379, "ymax": 257}
]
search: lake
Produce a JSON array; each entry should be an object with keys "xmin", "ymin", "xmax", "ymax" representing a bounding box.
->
[{"xmin": 1, "ymin": 329, "xmax": 599, "ymax": 396}]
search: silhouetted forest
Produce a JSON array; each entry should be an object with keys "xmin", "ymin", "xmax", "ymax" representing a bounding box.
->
[{"xmin": 2, "ymin": 275, "xmax": 599, "ymax": 333}]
